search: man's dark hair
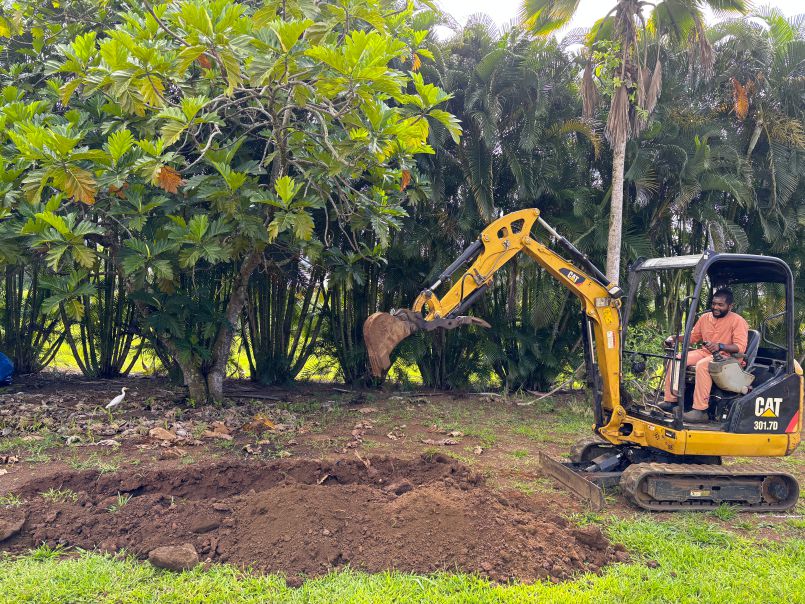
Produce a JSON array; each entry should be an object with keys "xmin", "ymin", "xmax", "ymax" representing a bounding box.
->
[{"xmin": 712, "ymin": 288, "xmax": 733, "ymax": 305}]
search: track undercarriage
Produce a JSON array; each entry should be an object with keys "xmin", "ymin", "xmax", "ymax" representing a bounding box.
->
[{"xmin": 541, "ymin": 439, "xmax": 800, "ymax": 512}]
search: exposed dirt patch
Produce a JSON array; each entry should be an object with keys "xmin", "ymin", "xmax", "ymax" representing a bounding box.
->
[{"xmin": 0, "ymin": 455, "xmax": 621, "ymax": 582}]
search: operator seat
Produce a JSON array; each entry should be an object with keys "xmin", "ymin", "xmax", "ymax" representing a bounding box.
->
[{"xmin": 743, "ymin": 329, "xmax": 760, "ymax": 368}]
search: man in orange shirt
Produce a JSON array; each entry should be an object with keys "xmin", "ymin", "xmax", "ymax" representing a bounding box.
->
[{"xmin": 660, "ymin": 288, "xmax": 749, "ymax": 423}]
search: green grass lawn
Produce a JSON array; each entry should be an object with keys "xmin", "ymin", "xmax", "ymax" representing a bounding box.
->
[{"xmin": 1, "ymin": 515, "xmax": 802, "ymax": 604}]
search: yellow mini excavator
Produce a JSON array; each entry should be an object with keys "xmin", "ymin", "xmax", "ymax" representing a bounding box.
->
[{"xmin": 364, "ymin": 209, "xmax": 802, "ymax": 511}]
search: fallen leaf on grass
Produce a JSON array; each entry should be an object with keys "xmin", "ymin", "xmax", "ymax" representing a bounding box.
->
[
  {"xmin": 242, "ymin": 414, "xmax": 276, "ymax": 433},
  {"xmin": 149, "ymin": 427, "xmax": 177, "ymax": 442},
  {"xmin": 354, "ymin": 451, "xmax": 371, "ymax": 468},
  {"xmin": 421, "ymin": 438, "xmax": 459, "ymax": 446},
  {"xmin": 426, "ymin": 425, "xmax": 463, "ymax": 437},
  {"xmin": 201, "ymin": 430, "xmax": 233, "ymax": 441},
  {"xmin": 210, "ymin": 421, "xmax": 231, "ymax": 435},
  {"xmin": 243, "ymin": 444, "xmax": 262, "ymax": 455},
  {"xmin": 387, "ymin": 426, "xmax": 406, "ymax": 440},
  {"xmin": 160, "ymin": 447, "xmax": 187, "ymax": 459},
  {"xmin": 351, "ymin": 421, "xmax": 373, "ymax": 437}
]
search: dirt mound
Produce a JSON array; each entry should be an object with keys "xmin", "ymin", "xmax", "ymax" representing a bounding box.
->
[{"xmin": 0, "ymin": 455, "xmax": 622, "ymax": 582}]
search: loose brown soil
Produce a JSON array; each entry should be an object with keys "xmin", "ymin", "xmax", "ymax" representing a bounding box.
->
[{"xmin": 0, "ymin": 455, "xmax": 620, "ymax": 582}]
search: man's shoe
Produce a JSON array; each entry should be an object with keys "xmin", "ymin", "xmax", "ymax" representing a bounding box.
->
[
  {"xmin": 658, "ymin": 401, "xmax": 677, "ymax": 412},
  {"xmin": 683, "ymin": 409, "xmax": 709, "ymax": 423}
]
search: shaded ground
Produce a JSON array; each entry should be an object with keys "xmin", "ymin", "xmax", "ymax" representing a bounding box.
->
[{"xmin": 0, "ymin": 374, "xmax": 803, "ymax": 583}]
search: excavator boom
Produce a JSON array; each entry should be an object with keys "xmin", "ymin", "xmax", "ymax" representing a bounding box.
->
[{"xmin": 364, "ymin": 209, "xmax": 623, "ymax": 409}]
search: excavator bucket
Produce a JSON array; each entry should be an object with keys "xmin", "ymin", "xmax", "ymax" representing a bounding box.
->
[
  {"xmin": 364, "ymin": 310, "xmax": 491, "ymax": 377},
  {"xmin": 364, "ymin": 312, "xmax": 418, "ymax": 377}
]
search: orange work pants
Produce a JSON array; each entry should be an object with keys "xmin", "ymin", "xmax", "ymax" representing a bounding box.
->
[{"xmin": 664, "ymin": 348, "xmax": 713, "ymax": 411}]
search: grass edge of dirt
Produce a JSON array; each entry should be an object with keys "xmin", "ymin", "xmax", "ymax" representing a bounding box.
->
[{"xmin": 0, "ymin": 515, "xmax": 803, "ymax": 604}]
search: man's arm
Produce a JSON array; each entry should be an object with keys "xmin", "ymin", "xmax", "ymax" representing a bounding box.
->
[
  {"xmin": 731, "ymin": 316, "xmax": 748, "ymax": 354},
  {"xmin": 705, "ymin": 341, "xmax": 737, "ymax": 353},
  {"xmin": 689, "ymin": 316, "xmax": 703, "ymax": 344}
]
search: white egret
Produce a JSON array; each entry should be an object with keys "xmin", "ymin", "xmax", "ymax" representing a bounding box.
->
[{"xmin": 105, "ymin": 387, "xmax": 128, "ymax": 410}]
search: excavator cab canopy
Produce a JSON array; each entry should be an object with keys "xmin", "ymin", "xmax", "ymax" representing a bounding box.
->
[{"xmin": 622, "ymin": 252, "xmax": 796, "ymax": 409}]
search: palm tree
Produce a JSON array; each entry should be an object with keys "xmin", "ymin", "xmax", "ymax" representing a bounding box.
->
[
  {"xmin": 709, "ymin": 8, "xmax": 805, "ymax": 247},
  {"xmin": 521, "ymin": 0, "xmax": 747, "ymax": 283}
]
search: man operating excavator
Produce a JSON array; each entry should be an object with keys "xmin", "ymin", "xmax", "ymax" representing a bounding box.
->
[{"xmin": 660, "ymin": 288, "xmax": 749, "ymax": 423}]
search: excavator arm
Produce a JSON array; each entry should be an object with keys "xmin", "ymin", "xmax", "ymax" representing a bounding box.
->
[{"xmin": 364, "ymin": 208, "xmax": 624, "ymax": 415}]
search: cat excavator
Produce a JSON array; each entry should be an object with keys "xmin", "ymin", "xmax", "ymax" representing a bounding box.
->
[{"xmin": 364, "ymin": 209, "xmax": 802, "ymax": 511}]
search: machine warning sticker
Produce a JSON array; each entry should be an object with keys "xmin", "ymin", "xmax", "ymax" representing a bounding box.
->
[
  {"xmin": 559, "ymin": 268, "xmax": 586, "ymax": 285},
  {"xmin": 755, "ymin": 397, "xmax": 781, "ymax": 418}
]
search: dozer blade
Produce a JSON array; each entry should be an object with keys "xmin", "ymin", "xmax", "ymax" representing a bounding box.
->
[
  {"xmin": 364, "ymin": 312, "xmax": 418, "ymax": 377},
  {"xmin": 539, "ymin": 452, "xmax": 607, "ymax": 511}
]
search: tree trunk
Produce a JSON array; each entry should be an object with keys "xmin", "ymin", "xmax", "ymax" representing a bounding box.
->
[
  {"xmin": 182, "ymin": 362, "xmax": 209, "ymax": 403},
  {"xmin": 606, "ymin": 137, "xmax": 627, "ymax": 284},
  {"xmin": 133, "ymin": 251, "xmax": 262, "ymax": 404},
  {"xmin": 203, "ymin": 250, "xmax": 262, "ymax": 401}
]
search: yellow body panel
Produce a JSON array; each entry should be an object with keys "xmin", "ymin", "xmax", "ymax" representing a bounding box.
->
[{"xmin": 599, "ymin": 416, "xmax": 795, "ymax": 457}]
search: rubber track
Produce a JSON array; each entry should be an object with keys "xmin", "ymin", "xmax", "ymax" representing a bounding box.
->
[{"xmin": 620, "ymin": 463, "xmax": 800, "ymax": 511}]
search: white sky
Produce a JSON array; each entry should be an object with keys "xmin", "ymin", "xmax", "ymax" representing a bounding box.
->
[{"xmin": 435, "ymin": 0, "xmax": 803, "ymax": 36}]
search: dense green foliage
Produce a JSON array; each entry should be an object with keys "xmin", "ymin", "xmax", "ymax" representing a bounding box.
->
[{"xmin": 0, "ymin": 1, "xmax": 802, "ymax": 394}]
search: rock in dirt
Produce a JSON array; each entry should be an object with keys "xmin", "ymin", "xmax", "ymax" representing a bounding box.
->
[
  {"xmin": 385, "ymin": 480, "xmax": 414, "ymax": 496},
  {"xmin": 190, "ymin": 518, "xmax": 220, "ymax": 534},
  {"xmin": 148, "ymin": 544, "xmax": 199, "ymax": 571},
  {"xmin": 0, "ymin": 516, "xmax": 25, "ymax": 542},
  {"xmin": 614, "ymin": 550, "xmax": 630, "ymax": 563},
  {"xmin": 570, "ymin": 525, "xmax": 608, "ymax": 549}
]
